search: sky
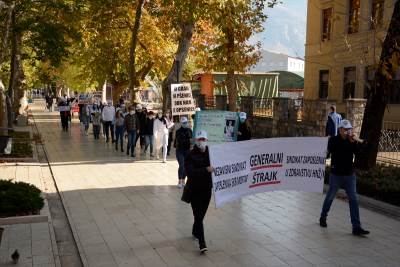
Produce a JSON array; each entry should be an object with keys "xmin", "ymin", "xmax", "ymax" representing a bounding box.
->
[{"xmin": 252, "ymin": 0, "xmax": 308, "ymax": 58}]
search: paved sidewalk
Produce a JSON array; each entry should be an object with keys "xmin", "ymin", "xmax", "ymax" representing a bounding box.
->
[
  {"xmin": 0, "ymin": 162, "xmax": 60, "ymax": 266},
  {"xmin": 32, "ymin": 99, "xmax": 400, "ymax": 267}
]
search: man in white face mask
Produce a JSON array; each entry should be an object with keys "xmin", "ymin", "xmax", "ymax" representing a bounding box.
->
[{"xmin": 184, "ymin": 130, "xmax": 214, "ymax": 253}]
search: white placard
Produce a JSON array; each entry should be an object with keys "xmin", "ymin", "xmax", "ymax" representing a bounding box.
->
[
  {"xmin": 209, "ymin": 137, "xmax": 328, "ymax": 208},
  {"xmin": 171, "ymin": 83, "xmax": 195, "ymax": 116}
]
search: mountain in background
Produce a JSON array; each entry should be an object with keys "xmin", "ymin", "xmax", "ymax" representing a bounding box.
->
[{"xmin": 251, "ymin": 0, "xmax": 307, "ymax": 59}]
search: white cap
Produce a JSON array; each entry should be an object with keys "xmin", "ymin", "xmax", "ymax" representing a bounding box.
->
[
  {"xmin": 195, "ymin": 107, "xmax": 201, "ymax": 112},
  {"xmin": 339, "ymin": 119, "xmax": 352, "ymax": 129},
  {"xmin": 180, "ymin": 117, "xmax": 188, "ymax": 123},
  {"xmin": 239, "ymin": 112, "xmax": 247, "ymax": 119},
  {"xmin": 195, "ymin": 130, "xmax": 208, "ymax": 140}
]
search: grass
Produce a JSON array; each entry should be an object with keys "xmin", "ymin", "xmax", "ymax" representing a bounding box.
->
[{"xmin": 1, "ymin": 131, "xmax": 33, "ymax": 158}]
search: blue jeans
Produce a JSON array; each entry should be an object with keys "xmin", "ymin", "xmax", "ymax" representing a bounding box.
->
[
  {"xmin": 321, "ymin": 173, "xmax": 361, "ymax": 229},
  {"xmin": 144, "ymin": 135, "xmax": 154, "ymax": 155},
  {"xmin": 115, "ymin": 126, "xmax": 124, "ymax": 149},
  {"xmin": 127, "ymin": 131, "xmax": 137, "ymax": 156},
  {"xmin": 176, "ymin": 149, "xmax": 190, "ymax": 180}
]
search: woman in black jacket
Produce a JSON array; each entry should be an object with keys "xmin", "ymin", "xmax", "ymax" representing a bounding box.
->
[{"xmin": 185, "ymin": 130, "xmax": 214, "ymax": 253}]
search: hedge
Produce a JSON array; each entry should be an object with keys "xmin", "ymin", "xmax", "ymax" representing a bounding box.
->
[
  {"xmin": 325, "ymin": 164, "xmax": 400, "ymax": 206},
  {"xmin": 0, "ymin": 180, "xmax": 44, "ymax": 217}
]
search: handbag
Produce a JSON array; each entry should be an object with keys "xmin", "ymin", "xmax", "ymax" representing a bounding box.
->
[{"xmin": 181, "ymin": 183, "xmax": 192, "ymax": 203}]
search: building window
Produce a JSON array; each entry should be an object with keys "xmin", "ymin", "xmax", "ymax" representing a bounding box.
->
[
  {"xmin": 319, "ymin": 70, "xmax": 329, "ymax": 99},
  {"xmin": 348, "ymin": 0, "xmax": 360, "ymax": 34},
  {"xmin": 389, "ymin": 68, "xmax": 400, "ymax": 104},
  {"xmin": 371, "ymin": 0, "xmax": 384, "ymax": 29},
  {"xmin": 343, "ymin": 66, "xmax": 356, "ymax": 99},
  {"xmin": 364, "ymin": 66, "xmax": 376, "ymax": 99},
  {"xmin": 322, "ymin": 8, "xmax": 333, "ymax": 41}
]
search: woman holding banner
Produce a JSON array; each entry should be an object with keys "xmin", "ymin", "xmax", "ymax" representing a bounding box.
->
[{"xmin": 185, "ymin": 130, "xmax": 214, "ymax": 253}]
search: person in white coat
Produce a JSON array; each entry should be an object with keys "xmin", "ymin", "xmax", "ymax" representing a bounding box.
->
[
  {"xmin": 102, "ymin": 101, "xmax": 116, "ymax": 143},
  {"xmin": 154, "ymin": 110, "xmax": 174, "ymax": 162}
]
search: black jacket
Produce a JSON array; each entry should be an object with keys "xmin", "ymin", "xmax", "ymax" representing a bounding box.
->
[
  {"xmin": 185, "ymin": 146, "xmax": 212, "ymax": 192},
  {"xmin": 328, "ymin": 135, "xmax": 364, "ymax": 176},
  {"xmin": 143, "ymin": 117, "xmax": 154, "ymax": 135},
  {"xmin": 237, "ymin": 122, "xmax": 251, "ymax": 141},
  {"xmin": 175, "ymin": 127, "xmax": 192, "ymax": 150},
  {"xmin": 138, "ymin": 112, "xmax": 147, "ymax": 134}
]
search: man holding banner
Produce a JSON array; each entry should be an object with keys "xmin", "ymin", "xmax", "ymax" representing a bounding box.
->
[{"xmin": 320, "ymin": 120, "xmax": 370, "ymax": 236}]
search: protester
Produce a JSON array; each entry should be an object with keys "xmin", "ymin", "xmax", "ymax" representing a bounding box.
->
[
  {"xmin": 320, "ymin": 119, "xmax": 370, "ymax": 236},
  {"xmin": 325, "ymin": 105, "xmax": 342, "ymax": 137},
  {"xmin": 124, "ymin": 106, "xmax": 139, "ymax": 157},
  {"xmin": 175, "ymin": 117, "xmax": 192, "ymax": 188},
  {"xmin": 114, "ymin": 110, "xmax": 125, "ymax": 152},
  {"xmin": 45, "ymin": 94, "xmax": 53, "ymax": 112},
  {"xmin": 142, "ymin": 110, "xmax": 155, "ymax": 157},
  {"xmin": 185, "ymin": 130, "xmax": 214, "ymax": 253},
  {"xmin": 102, "ymin": 101, "xmax": 116, "ymax": 143},
  {"xmin": 154, "ymin": 110, "xmax": 174, "ymax": 162},
  {"xmin": 165, "ymin": 110, "xmax": 173, "ymax": 156},
  {"xmin": 91, "ymin": 103, "xmax": 101, "ymax": 140},
  {"xmin": 81, "ymin": 103, "xmax": 91, "ymax": 135},
  {"xmin": 137, "ymin": 105, "xmax": 147, "ymax": 152},
  {"xmin": 58, "ymin": 97, "xmax": 70, "ymax": 132},
  {"xmin": 237, "ymin": 112, "xmax": 252, "ymax": 141}
]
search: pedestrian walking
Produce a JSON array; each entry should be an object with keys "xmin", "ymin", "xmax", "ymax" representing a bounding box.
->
[
  {"xmin": 165, "ymin": 110, "xmax": 173, "ymax": 156},
  {"xmin": 319, "ymin": 119, "xmax": 370, "ymax": 236},
  {"xmin": 58, "ymin": 97, "xmax": 70, "ymax": 132},
  {"xmin": 91, "ymin": 103, "xmax": 101, "ymax": 140},
  {"xmin": 124, "ymin": 106, "xmax": 139, "ymax": 157},
  {"xmin": 114, "ymin": 110, "xmax": 125, "ymax": 152},
  {"xmin": 154, "ymin": 110, "xmax": 174, "ymax": 162},
  {"xmin": 81, "ymin": 104, "xmax": 91, "ymax": 135},
  {"xmin": 237, "ymin": 112, "xmax": 251, "ymax": 141},
  {"xmin": 136, "ymin": 105, "xmax": 147, "ymax": 151},
  {"xmin": 142, "ymin": 111, "xmax": 155, "ymax": 157},
  {"xmin": 185, "ymin": 130, "xmax": 214, "ymax": 253},
  {"xmin": 325, "ymin": 105, "xmax": 342, "ymax": 137},
  {"xmin": 175, "ymin": 117, "xmax": 192, "ymax": 188},
  {"xmin": 102, "ymin": 101, "xmax": 115, "ymax": 143}
]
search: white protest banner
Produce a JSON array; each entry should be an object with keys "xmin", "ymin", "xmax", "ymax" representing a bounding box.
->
[
  {"xmin": 209, "ymin": 137, "xmax": 328, "ymax": 208},
  {"xmin": 171, "ymin": 83, "xmax": 195, "ymax": 116}
]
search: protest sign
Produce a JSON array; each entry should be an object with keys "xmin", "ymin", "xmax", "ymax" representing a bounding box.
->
[
  {"xmin": 171, "ymin": 83, "xmax": 195, "ymax": 116},
  {"xmin": 209, "ymin": 137, "xmax": 328, "ymax": 208},
  {"xmin": 58, "ymin": 105, "xmax": 71, "ymax": 112},
  {"xmin": 193, "ymin": 110, "xmax": 239, "ymax": 144}
]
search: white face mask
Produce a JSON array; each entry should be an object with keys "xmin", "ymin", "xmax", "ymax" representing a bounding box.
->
[
  {"xmin": 196, "ymin": 141, "xmax": 207, "ymax": 151},
  {"xmin": 129, "ymin": 111, "xmax": 134, "ymax": 115}
]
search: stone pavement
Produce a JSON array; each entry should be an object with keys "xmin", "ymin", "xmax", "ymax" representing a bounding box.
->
[
  {"xmin": 0, "ymin": 162, "xmax": 60, "ymax": 266},
  {"xmin": 32, "ymin": 99, "xmax": 400, "ymax": 267}
]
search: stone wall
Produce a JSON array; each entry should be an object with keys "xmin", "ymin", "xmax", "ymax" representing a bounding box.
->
[{"xmin": 247, "ymin": 98, "xmax": 366, "ymax": 139}]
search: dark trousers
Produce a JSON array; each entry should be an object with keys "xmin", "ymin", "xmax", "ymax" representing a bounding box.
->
[
  {"xmin": 321, "ymin": 173, "xmax": 361, "ymax": 229},
  {"xmin": 176, "ymin": 149, "xmax": 190, "ymax": 180},
  {"xmin": 60, "ymin": 114, "xmax": 69, "ymax": 131},
  {"xmin": 115, "ymin": 126, "xmax": 124, "ymax": 149},
  {"xmin": 93, "ymin": 125, "xmax": 100, "ymax": 139},
  {"xmin": 191, "ymin": 190, "xmax": 212, "ymax": 246},
  {"xmin": 127, "ymin": 131, "xmax": 137, "ymax": 156},
  {"xmin": 104, "ymin": 121, "xmax": 115, "ymax": 142},
  {"xmin": 167, "ymin": 132, "xmax": 173, "ymax": 155},
  {"xmin": 135, "ymin": 133, "xmax": 145, "ymax": 149}
]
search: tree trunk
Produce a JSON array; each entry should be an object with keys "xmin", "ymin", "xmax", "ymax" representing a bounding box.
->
[
  {"xmin": 7, "ymin": 8, "xmax": 18, "ymax": 128},
  {"xmin": 0, "ymin": 3, "xmax": 14, "ymax": 135},
  {"xmin": 162, "ymin": 18, "xmax": 195, "ymax": 111},
  {"xmin": 128, "ymin": 0, "xmax": 145, "ymax": 102},
  {"xmin": 226, "ymin": 0, "xmax": 236, "ymax": 111},
  {"xmin": 0, "ymin": 2, "xmax": 14, "ymax": 65},
  {"xmin": 355, "ymin": 0, "xmax": 400, "ymax": 169}
]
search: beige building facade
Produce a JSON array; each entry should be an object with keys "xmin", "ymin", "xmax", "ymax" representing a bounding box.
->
[{"xmin": 304, "ymin": 0, "xmax": 400, "ymax": 121}]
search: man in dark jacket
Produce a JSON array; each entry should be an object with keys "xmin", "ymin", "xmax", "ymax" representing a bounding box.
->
[
  {"xmin": 237, "ymin": 112, "xmax": 251, "ymax": 141},
  {"xmin": 185, "ymin": 130, "xmax": 214, "ymax": 253},
  {"xmin": 320, "ymin": 119, "xmax": 369, "ymax": 236},
  {"xmin": 142, "ymin": 111, "xmax": 155, "ymax": 157},
  {"xmin": 136, "ymin": 105, "xmax": 147, "ymax": 151},
  {"xmin": 125, "ymin": 106, "xmax": 140, "ymax": 157},
  {"xmin": 175, "ymin": 116, "xmax": 192, "ymax": 188}
]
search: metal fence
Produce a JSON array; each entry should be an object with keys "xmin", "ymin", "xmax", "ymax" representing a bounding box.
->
[
  {"xmin": 378, "ymin": 121, "xmax": 400, "ymax": 165},
  {"xmin": 253, "ymin": 98, "xmax": 273, "ymax": 117}
]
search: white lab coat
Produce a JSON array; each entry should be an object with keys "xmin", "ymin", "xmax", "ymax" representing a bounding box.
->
[{"xmin": 153, "ymin": 117, "xmax": 174, "ymax": 160}]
